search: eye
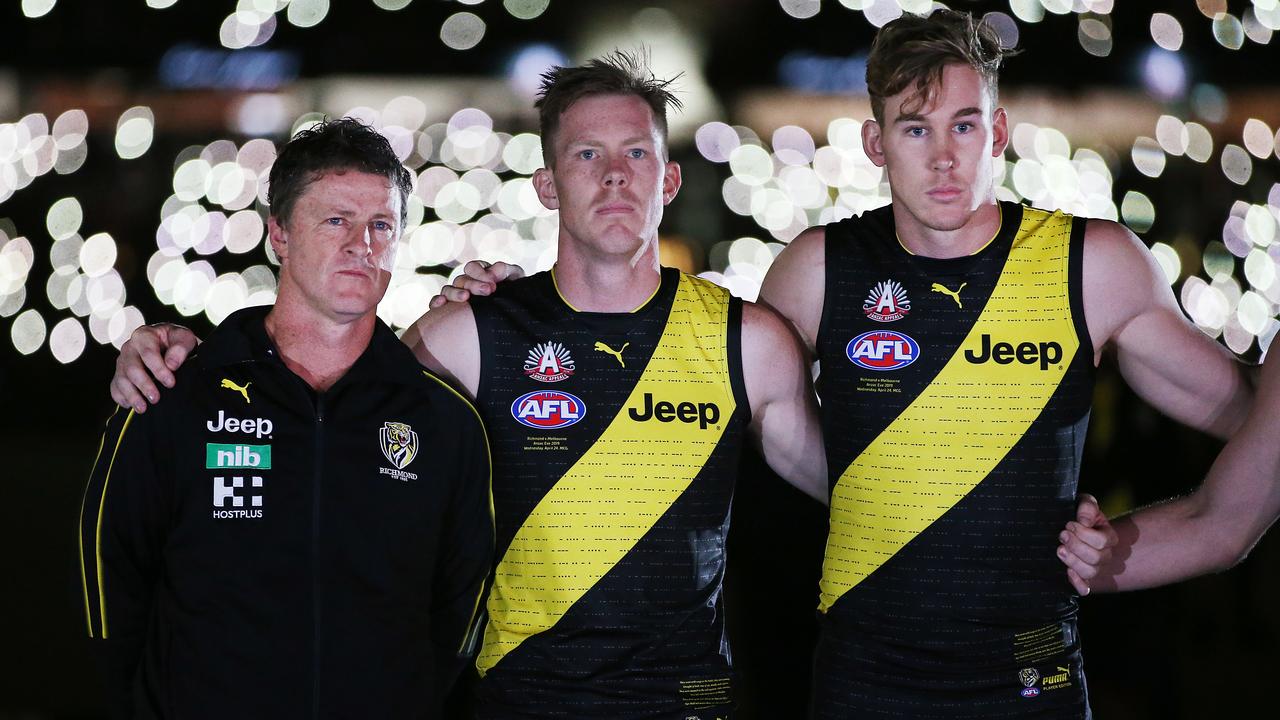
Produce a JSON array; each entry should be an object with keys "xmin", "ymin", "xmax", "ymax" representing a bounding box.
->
[
  {"xmin": 627, "ymin": 149, "xmax": 647, "ymax": 159},
  {"xmin": 578, "ymin": 149, "xmax": 597, "ymax": 160},
  {"xmin": 373, "ymin": 220, "xmax": 392, "ymax": 232},
  {"xmin": 326, "ymin": 217, "xmax": 344, "ymax": 226},
  {"xmin": 906, "ymin": 126, "xmax": 927, "ymax": 138},
  {"xmin": 954, "ymin": 122, "xmax": 974, "ymax": 134}
]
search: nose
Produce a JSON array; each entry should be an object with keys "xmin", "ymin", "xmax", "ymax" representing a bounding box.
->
[
  {"xmin": 931, "ymin": 135, "xmax": 956, "ymax": 172},
  {"xmin": 343, "ymin": 224, "xmax": 374, "ymax": 257},
  {"xmin": 602, "ymin": 155, "xmax": 628, "ymax": 187}
]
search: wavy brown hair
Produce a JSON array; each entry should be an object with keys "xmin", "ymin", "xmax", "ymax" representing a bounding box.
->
[{"xmin": 866, "ymin": 9, "xmax": 1007, "ymax": 123}]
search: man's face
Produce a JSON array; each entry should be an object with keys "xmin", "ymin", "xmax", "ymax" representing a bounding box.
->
[
  {"xmin": 863, "ymin": 63, "xmax": 1008, "ymax": 236},
  {"xmin": 268, "ymin": 169, "xmax": 401, "ymax": 322},
  {"xmin": 533, "ymin": 93, "xmax": 681, "ymax": 261}
]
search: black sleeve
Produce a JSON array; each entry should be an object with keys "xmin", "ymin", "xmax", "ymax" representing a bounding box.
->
[
  {"xmin": 430, "ymin": 402, "xmax": 495, "ymax": 699},
  {"xmin": 78, "ymin": 405, "xmax": 170, "ymax": 719}
]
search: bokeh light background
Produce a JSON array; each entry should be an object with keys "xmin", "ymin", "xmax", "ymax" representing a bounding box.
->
[{"xmin": 3, "ymin": 1, "xmax": 1279, "ymax": 717}]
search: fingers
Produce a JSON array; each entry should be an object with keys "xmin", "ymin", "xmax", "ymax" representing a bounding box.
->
[
  {"xmin": 163, "ymin": 326, "xmax": 199, "ymax": 371},
  {"xmin": 488, "ymin": 261, "xmax": 525, "ymax": 282},
  {"xmin": 1073, "ymin": 492, "xmax": 1103, "ymax": 526},
  {"xmin": 1064, "ymin": 519, "xmax": 1116, "ymax": 552},
  {"xmin": 428, "ymin": 284, "xmax": 473, "ymax": 309},
  {"xmin": 1058, "ymin": 527, "xmax": 1104, "ymax": 568},
  {"xmin": 130, "ymin": 325, "xmax": 176, "ymax": 389},
  {"xmin": 110, "ymin": 364, "xmax": 150, "ymax": 414},
  {"xmin": 1066, "ymin": 567, "xmax": 1090, "ymax": 596}
]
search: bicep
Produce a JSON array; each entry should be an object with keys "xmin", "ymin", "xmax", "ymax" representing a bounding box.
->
[
  {"xmin": 1086, "ymin": 222, "xmax": 1251, "ymax": 438},
  {"xmin": 759, "ymin": 227, "xmax": 826, "ymax": 355},
  {"xmin": 405, "ymin": 304, "xmax": 481, "ymax": 399}
]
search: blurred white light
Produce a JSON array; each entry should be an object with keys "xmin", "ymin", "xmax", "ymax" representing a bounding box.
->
[
  {"xmin": 1221, "ymin": 144, "xmax": 1253, "ymax": 185},
  {"xmin": 1150, "ymin": 12, "xmax": 1184, "ymax": 51},
  {"xmin": 772, "ymin": 125, "xmax": 817, "ymax": 166},
  {"xmin": 234, "ymin": 94, "xmax": 290, "ymax": 136},
  {"xmin": 1131, "ymin": 137, "xmax": 1166, "ymax": 178},
  {"xmin": 1121, "ymin": 191, "xmax": 1155, "ymax": 233},
  {"xmin": 1150, "ymin": 242, "xmax": 1182, "ymax": 284},
  {"xmin": 79, "ymin": 232, "xmax": 118, "ymax": 277},
  {"xmin": 1155, "ymin": 115, "xmax": 1188, "ymax": 156},
  {"xmin": 21, "ymin": 0, "xmax": 57, "ymax": 18},
  {"xmin": 11, "ymin": 308, "xmax": 47, "ymax": 354},
  {"xmin": 729, "ymin": 144, "xmax": 774, "ymax": 186},
  {"xmin": 1243, "ymin": 118, "xmax": 1274, "ymax": 159},
  {"xmin": 224, "ymin": 210, "xmax": 265, "ymax": 254},
  {"xmin": 506, "ymin": 44, "xmax": 568, "ymax": 100},
  {"xmin": 983, "ymin": 11, "xmax": 1020, "ymax": 49},
  {"xmin": 696, "ymin": 122, "xmax": 740, "ymax": 164},
  {"xmin": 1185, "ymin": 122, "xmax": 1214, "ymax": 162},
  {"xmin": 49, "ymin": 317, "xmax": 86, "ymax": 363},
  {"xmin": 1213, "ymin": 12, "xmax": 1245, "ymax": 49},
  {"xmin": 287, "ymin": 0, "xmax": 328, "ymax": 27},
  {"xmin": 441, "ymin": 11, "xmax": 486, "ymax": 50},
  {"xmin": 502, "ymin": 133, "xmax": 543, "ymax": 174},
  {"xmin": 46, "ymin": 197, "xmax": 83, "ymax": 241},
  {"xmin": 52, "ymin": 109, "xmax": 88, "ymax": 150},
  {"xmin": 1245, "ymin": 248, "xmax": 1277, "ymax": 291},
  {"xmin": 115, "ymin": 107, "xmax": 156, "ymax": 160},
  {"xmin": 1141, "ymin": 47, "xmax": 1187, "ymax": 101},
  {"xmin": 504, "ymin": 0, "xmax": 550, "ymax": 19},
  {"xmin": 779, "ymin": 0, "xmax": 820, "ymax": 19}
]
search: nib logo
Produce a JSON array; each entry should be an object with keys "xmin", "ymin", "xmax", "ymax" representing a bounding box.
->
[{"xmin": 206, "ymin": 443, "xmax": 272, "ymax": 469}]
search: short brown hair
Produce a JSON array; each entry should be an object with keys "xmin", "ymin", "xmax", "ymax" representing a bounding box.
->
[
  {"xmin": 536, "ymin": 49, "xmax": 682, "ymax": 167},
  {"xmin": 866, "ymin": 9, "xmax": 1006, "ymax": 123},
  {"xmin": 269, "ymin": 117, "xmax": 413, "ymax": 229}
]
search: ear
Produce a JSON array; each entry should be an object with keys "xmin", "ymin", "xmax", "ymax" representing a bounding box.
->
[
  {"xmin": 267, "ymin": 216, "xmax": 288, "ymax": 264},
  {"xmin": 862, "ymin": 119, "xmax": 886, "ymax": 168},
  {"xmin": 661, "ymin": 160, "xmax": 682, "ymax": 206},
  {"xmin": 991, "ymin": 106, "xmax": 1010, "ymax": 157},
  {"xmin": 533, "ymin": 167, "xmax": 559, "ymax": 211}
]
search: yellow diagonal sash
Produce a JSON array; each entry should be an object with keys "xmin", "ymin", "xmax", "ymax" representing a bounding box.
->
[
  {"xmin": 818, "ymin": 209, "xmax": 1079, "ymax": 612},
  {"xmin": 478, "ymin": 274, "xmax": 735, "ymax": 674}
]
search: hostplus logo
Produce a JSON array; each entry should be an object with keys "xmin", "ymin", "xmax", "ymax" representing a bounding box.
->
[{"xmin": 212, "ymin": 476, "xmax": 263, "ymax": 519}]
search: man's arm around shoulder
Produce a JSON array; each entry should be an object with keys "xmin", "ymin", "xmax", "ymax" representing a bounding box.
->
[
  {"xmin": 741, "ymin": 300, "xmax": 827, "ymax": 504},
  {"xmin": 401, "ymin": 301, "xmax": 482, "ymax": 400}
]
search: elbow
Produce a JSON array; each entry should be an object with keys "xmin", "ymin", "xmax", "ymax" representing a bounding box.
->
[{"xmin": 1208, "ymin": 533, "xmax": 1257, "ymax": 574}]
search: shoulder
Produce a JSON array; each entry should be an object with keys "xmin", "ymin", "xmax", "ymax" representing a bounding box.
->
[
  {"xmin": 414, "ymin": 368, "xmax": 487, "ymax": 436},
  {"xmin": 1081, "ymin": 218, "xmax": 1165, "ymax": 289},
  {"xmin": 741, "ymin": 301, "xmax": 804, "ymax": 359}
]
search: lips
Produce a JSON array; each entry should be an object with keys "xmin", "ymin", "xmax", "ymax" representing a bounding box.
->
[
  {"xmin": 596, "ymin": 202, "xmax": 634, "ymax": 215},
  {"xmin": 927, "ymin": 186, "xmax": 963, "ymax": 201}
]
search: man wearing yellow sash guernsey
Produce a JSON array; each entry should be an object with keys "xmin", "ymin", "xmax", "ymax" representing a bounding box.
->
[{"xmin": 761, "ymin": 10, "xmax": 1254, "ymax": 719}]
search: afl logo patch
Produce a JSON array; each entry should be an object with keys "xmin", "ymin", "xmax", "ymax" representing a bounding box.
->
[
  {"xmin": 846, "ymin": 330, "xmax": 919, "ymax": 371},
  {"xmin": 511, "ymin": 390, "xmax": 586, "ymax": 429},
  {"xmin": 1021, "ymin": 688, "xmax": 1040, "ymax": 698}
]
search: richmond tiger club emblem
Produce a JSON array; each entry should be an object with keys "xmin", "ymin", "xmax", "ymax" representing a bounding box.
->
[
  {"xmin": 863, "ymin": 279, "xmax": 911, "ymax": 322},
  {"xmin": 524, "ymin": 341, "xmax": 576, "ymax": 383},
  {"xmin": 379, "ymin": 421, "xmax": 419, "ymax": 481}
]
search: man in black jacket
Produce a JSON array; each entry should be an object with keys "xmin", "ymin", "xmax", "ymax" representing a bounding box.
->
[{"xmin": 78, "ymin": 118, "xmax": 493, "ymax": 719}]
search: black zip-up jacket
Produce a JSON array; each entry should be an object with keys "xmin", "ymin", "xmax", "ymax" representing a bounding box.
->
[{"xmin": 78, "ymin": 306, "xmax": 494, "ymax": 719}]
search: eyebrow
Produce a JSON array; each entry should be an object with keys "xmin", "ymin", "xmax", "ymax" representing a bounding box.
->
[
  {"xmin": 893, "ymin": 107, "xmax": 984, "ymax": 124},
  {"xmin": 566, "ymin": 135, "xmax": 657, "ymax": 147}
]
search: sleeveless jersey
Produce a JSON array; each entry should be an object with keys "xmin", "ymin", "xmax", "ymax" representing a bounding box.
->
[
  {"xmin": 812, "ymin": 201, "xmax": 1096, "ymax": 718},
  {"xmin": 469, "ymin": 266, "xmax": 750, "ymax": 719}
]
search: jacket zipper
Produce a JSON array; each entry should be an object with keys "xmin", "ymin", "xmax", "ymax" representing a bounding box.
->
[{"xmin": 311, "ymin": 395, "xmax": 325, "ymax": 720}]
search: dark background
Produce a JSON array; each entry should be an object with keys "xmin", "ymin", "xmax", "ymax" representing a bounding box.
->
[{"xmin": 4, "ymin": 1, "xmax": 1279, "ymax": 717}]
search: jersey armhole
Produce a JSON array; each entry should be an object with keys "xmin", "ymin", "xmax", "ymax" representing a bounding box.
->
[
  {"xmin": 1067, "ymin": 216, "xmax": 1095, "ymax": 366},
  {"xmin": 727, "ymin": 295, "xmax": 752, "ymax": 427},
  {"xmin": 470, "ymin": 298, "xmax": 494, "ymax": 404},
  {"xmin": 816, "ymin": 224, "xmax": 838, "ymax": 352}
]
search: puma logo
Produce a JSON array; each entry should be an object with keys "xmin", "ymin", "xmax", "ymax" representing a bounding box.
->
[
  {"xmin": 930, "ymin": 282, "xmax": 966, "ymax": 308},
  {"xmin": 593, "ymin": 341, "xmax": 629, "ymax": 368},
  {"xmin": 220, "ymin": 378, "xmax": 251, "ymax": 404}
]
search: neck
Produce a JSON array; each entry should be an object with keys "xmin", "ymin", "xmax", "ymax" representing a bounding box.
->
[
  {"xmin": 264, "ymin": 294, "xmax": 375, "ymax": 393},
  {"xmin": 552, "ymin": 237, "xmax": 662, "ymax": 312},
  {"xmin": 893, "ymin": 198, "xmax": 1002, "ymax": 259}
]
